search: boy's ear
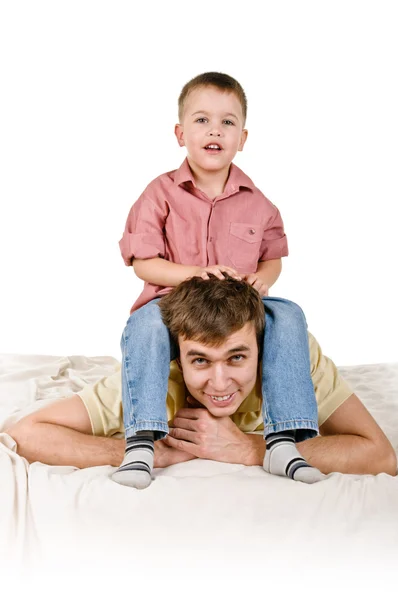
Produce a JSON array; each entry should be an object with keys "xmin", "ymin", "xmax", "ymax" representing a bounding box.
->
[
  {"xmin": 174, "ymin": 123, "xmax": 185, "ymax": 147},
  {"xmin": 238, "ymin": 128, "xmax": 248, "ymax": 151}
]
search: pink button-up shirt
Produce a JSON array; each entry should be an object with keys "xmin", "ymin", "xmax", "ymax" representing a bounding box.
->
[{"xmin": 119, "ymin": 158, "xmax": 288, "ymax": 313}]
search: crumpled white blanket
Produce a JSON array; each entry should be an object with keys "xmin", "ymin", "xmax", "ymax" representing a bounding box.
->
[{"xmin": 1, "ymin": 354, "xmax": 398, "ymax": 598}]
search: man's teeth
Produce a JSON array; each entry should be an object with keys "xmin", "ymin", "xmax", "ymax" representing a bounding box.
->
[{"xmin": 211, "ymin": 394, "xmax": 232, "ymax": 401}]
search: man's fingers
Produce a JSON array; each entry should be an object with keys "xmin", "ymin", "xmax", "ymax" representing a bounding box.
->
[
  {"xmin": 165, "ymin": 432, "xmax": 199, "ymax": 454},
  {"xmin": 169, "ymin": 426, "xmax": 198, "ymax": 444},
  {"xmin": 172, "ymin": 416, "xmax": 198, "ymax": 431}
]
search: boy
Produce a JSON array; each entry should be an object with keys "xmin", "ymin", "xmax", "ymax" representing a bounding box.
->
[{"xmin": 114, "ymin": 72, "xmax": 322, "ymax": 489}]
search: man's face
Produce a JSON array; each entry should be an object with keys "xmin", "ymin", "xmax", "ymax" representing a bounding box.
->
[
  {"xmin": 174, "ymin": 85, "xmax": 248, "ymax": 175},
  {"xmin": 177, "ymin": 322, "xmax": 258, "ymax": 417}
]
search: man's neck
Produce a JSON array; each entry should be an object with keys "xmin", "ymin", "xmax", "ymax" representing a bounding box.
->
[{"xmin": 187, "ymin": 158, "xmax": 231, "ymax": 200}]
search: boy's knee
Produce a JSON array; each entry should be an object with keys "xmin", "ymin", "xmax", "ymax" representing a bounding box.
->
[{"xmin": 123, "ymin": 301, "xmax": 166, "ymax": 339}]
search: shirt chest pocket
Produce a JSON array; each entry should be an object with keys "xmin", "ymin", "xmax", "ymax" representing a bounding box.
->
[{"xmin": 228, "ymin": 222, "xmax": 263, "ymax": 273}]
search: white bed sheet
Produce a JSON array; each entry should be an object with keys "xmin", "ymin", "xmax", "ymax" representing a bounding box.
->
[{"xmin": 1, "ymin": 353, "xmax": 398, "ymax": 596}]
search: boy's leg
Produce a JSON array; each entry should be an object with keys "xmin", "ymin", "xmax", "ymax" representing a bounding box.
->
[
  {"xmin": 111, "ymin": 299, "xmax": 178, "ymax": 489},
  {"xmin": 261, "ymin": 297, "xmax": 326, "ymax": 484}
]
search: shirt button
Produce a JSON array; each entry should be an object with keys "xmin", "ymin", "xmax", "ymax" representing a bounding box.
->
[{"xmin": 249, "ymin": 229, "xmax": 256, "ymax": 235}]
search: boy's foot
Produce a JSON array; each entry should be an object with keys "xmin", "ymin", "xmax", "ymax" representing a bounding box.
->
[
  {"xmin": 263, "ymin": 431, "xmax": 326, "ymax": 484},
  {"xmin": 111, "ymin": 431, "xmax": 154, "ymax": 489}
]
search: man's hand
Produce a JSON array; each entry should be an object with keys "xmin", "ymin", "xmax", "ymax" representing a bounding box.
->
[
  {"xmin": 242, "ymin": 272, "xmax": 269, "ymax": 297},
  {"xmin": 154, "ymin": 439, "xmax": 196, "ymax": 469},
  {"xmin": 163, "ymin": 399, "xmax": 256, "ymax": 466}
]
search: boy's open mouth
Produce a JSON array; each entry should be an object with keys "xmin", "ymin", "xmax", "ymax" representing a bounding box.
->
[{"xmin": 204, "ymin": 144, "xmax": 222, "ymax": 153}]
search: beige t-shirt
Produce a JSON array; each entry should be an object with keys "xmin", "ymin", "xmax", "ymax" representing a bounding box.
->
[{"xmin": 77, "ymin": 332, "xmax": 353, "ymax": 438}]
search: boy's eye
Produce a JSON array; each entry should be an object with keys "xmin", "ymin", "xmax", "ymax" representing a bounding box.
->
[
  {"xmin": 196, "ymin": 117, "xmax": 207, "ymax": 123},
  {"xmin": 223, "ymin": 120, "xmax": 234, "ymax": 126}
]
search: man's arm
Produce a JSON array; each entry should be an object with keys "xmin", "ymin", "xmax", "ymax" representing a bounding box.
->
[
  {"xmin": 165, "ymin": 394, "xmax": 397, "ymax": 476},
  {"xmin": 5, "ymin": 395, "xmax": 195, "ymax": 469},
  {"xmin": 244, "ymin": 394, "xmax": 397, "ymax": 475}
]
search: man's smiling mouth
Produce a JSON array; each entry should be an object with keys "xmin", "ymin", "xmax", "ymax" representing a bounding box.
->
[{"xmin": 204, "ymin": 391, "xmax": 237, "ymax": 406}]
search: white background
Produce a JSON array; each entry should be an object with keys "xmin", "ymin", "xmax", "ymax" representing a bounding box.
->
[{"xmin": 0, "ymin": 0, "xmax": 397, "ymax": 366}]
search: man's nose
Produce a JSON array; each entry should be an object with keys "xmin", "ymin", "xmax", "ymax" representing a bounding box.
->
[{"xmin": 208, "ymin": 365, "xmax": 231, "ymax": 391}]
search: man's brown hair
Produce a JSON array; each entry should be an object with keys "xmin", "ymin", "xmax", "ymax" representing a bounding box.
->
[
  {"xmin": 158, "ymin": 273, "xmax": 264, "ymax": 354},
  {"xmin": 178, "ymin": 72, "xmax": 247, "ymax": 125}
]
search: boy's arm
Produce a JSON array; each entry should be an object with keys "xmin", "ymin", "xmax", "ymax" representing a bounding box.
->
[
  {"xmin": 244, "ymin": 259, "xmax": 282, "ymax": 296},
  {"xmin": 133, "ymin": 258, "xmax": 242, "ymax": 288},
  {"xmin": 133, "ymin": 258, "xmax": 201, "ymax": 287},
  {"xmin": 255, "ymin": 258, "xmax": 282, "ymax": 289}
]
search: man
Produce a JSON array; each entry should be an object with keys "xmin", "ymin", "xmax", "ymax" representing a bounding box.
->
[{"xmin": 6, "ymin": 275, "xmax": 397, "ymax": 479}]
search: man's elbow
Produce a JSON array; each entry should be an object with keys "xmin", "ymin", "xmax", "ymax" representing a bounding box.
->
[{"xmin": 372, "ymin": 440, "xmax": 397, "ymax": 476}]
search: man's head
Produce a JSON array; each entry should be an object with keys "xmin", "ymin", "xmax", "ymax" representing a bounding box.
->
[
  {"xmin": 174, "ymin": 72, "xmax": 248, "ymax": 175},
  {"xmin": 158, "ymin": 274, "xmax": 264, "ymax": 417}
]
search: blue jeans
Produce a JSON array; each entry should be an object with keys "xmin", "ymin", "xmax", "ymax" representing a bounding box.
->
[{"xmin": 120, "ymin": 297, "xmax": 319, "ymax": 443}]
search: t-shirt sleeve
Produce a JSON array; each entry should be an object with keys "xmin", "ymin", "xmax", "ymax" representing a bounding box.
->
[
  {"xmin": 76, "ymin": 361, "xmax": 187, "ymax": 438},
  {"xmin": 308, "ymin": 332, "xmax": 354, "ymax": 427},
  {"xmin": 258, "ymin": 206, "xmax": 289, "ymax": 261},
  {"xmin": 77, "ymin": 367, "xmax": 124, "ymax": 438},
  {"xmin": 119, "ymin": 182, "xmax": 168, "ymax": 266}
]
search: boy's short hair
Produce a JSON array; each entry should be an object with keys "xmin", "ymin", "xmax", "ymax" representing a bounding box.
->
[
  {"xmin": 178, "ymin": 72, "xmax": 247, "ymax": 125},
  {"xmin": 158, "ymin": 273, "xmax": 265, "ymax": 355}
]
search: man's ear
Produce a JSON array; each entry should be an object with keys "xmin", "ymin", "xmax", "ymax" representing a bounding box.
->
[
  {"xmin": 176, "ymin": 356, "xmax": 182, "ymax": 370},
  {"xmin": 174, "ymin": 123, "xmax": 185, "ymax": 147}
]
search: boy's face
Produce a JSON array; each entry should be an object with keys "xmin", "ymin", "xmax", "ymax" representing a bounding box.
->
[
  {"xmin": 175, "ymin": 85, "xmax": 248, "ymax": 175},
  {"xmin": 177, "ymin": 322, "xmax": 258, "ymax": 417}
]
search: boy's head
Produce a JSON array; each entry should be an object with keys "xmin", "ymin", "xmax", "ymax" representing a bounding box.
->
[
  {"xmin": 158, "ymin": 274, "xmax": 264, "ymax": 416},
  {"xmin": 178, "ymin": 72, "xmax": 247, "ymax": 125},
  {"xmin": 175, "ymin": 72, "xmax": 248, "ymax": 176}
]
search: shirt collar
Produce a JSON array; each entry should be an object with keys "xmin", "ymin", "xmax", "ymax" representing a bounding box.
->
[{"xmin": 173, "ymin": 157, "xmax": 255, "ymax": 193}]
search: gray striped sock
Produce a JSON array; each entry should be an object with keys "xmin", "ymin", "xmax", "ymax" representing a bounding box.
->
[
  {"xmin": 111, "ymin": 431, "xmax": 154, "ymax": 489},
  {"xmin": 263, "ymin": 431, "xmax": 326, "ymax": 484}
]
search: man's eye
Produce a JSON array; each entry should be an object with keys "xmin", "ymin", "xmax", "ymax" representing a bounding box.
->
[
  {"xmin": 193, "ymin": 358, "xmax": 207, "ymax": 365},
  {"xmin": 231, "ymin": 355, "xmax": 244, "ymax": 362}
]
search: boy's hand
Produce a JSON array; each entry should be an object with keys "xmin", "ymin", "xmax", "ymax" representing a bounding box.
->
[
  {"xmin": 163, "ymin": 399, "xmax": 255, "ymax": 466},
  {"xmin": 195, "ymin": 265, "xmax": 242, "ymax": 281},
  {"xmin": 242, "ymin": 273, "xmax": 269, "ymax": 297}
]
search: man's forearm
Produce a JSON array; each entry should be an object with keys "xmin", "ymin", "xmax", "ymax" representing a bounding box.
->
[
  {"xmin": 133, "ymin": 258, "xmax": 200, "ymax": 287},
  {"xmin": 8, "ymin": 422, "xmax": 125, "ymax": 468},
  {"xmin": 246, "ymin": 433, "xmax": 396, "ymax": 475},
  {"xmin": 9, "ymin": 422, "xmax": 169, "ymax": 469}
]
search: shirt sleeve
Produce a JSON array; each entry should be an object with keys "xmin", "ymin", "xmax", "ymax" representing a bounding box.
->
[
  {"xmin": 258, "ymin": 206, "xmax": 289, "ymax": 261},
  {"xmin": 119, "ymin": 182, "xmax": 169, "ymax": 266},
  {"xmin": 308, "ymin": 332, "xmax": 354, "ymax": 427}
]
